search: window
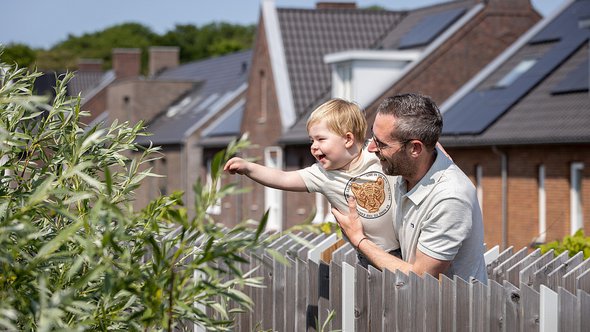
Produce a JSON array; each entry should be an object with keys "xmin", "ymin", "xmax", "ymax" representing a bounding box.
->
[
  {"xmin": 570, "ymin": 162, "xmax": 584, "ymax": 234},
  {"xmin": 495, "ymin": 59, "xmax": 537, "ymax": 88},
  {"xmin": 258, "ymin": 70, "xmax": 267, "ymax": 123},
  {"xmin": 205, "ymin": 157, "xmax": 221, "ymax": 215},
  {"xmin": 264, "ymin": 147, "xmax": 283, "ymax": 231},
  {"xmin": 159, "ymin": 158, "xmax": 167, "ymax": 196},
  {"xmin": 475, "ymin": 164, "xmax": 483, "ymax": 213},
  {"xmin": 537, "ymin": 164, "xmax": 546, "ymax": 242},
  {"xmin": 334, "ymin": 63, "xmax": 352, "ymax": 99}
]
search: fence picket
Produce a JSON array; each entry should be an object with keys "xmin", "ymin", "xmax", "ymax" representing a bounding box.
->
[
  {"xmin": 355, "ymin": 264, "xmax": 370, "ymax": 331},
  {"xmin": 488, "ymin": 280, "xmax": 505, "ymax": 332},
  {"xmin": 578, "ymin": 290, "xmax": 590, "ymax": 332},
  {"xmin": 439, "ymin": 274, "xmax": 454, "ymax": 332},
  {"xmin": 520, "ymin": 249, "xmax": 554, "ymax": 288},
  {"xmin": 470, "ymin": 279, "xmax": 486, "ymax": 332},
  {"xmin": 563, "ymin": 257, "xmax": 590, "ymax": 294},
  {"xmin": 329, "ymin": 261, "xmax": 342, "ymax": 331},
  {"xmin": 368, "ymin": 265, "xmax": 383, "ymax": 332},
  {"xmin": 410, "ymin": 272, "xmax": 424, "ymax": 332},
  {"xmin": 455, "ymin": 276, "xmax": 470, "ymax": 332},
  {"xmin": 576, "ymin": 268, "xmax": 590, "ymax": 293},
  {"xmin": 558, "ymin": 287, "xmax": 579, "ymax": 332},
  {"xmin": 503, "ymin": 280, "xmax": 521, "ymax": 332},
  {"xmin": 382, "ymin": 269, "xmax": 397, "ymax": 332},
  {"xmin": 547, "ymin": 251, "xmax": 584, "ymax": 291},
  {"xmin": 423, "ymin": 273, "xmax": 440, "ymax": 331},
  {"xmin": 395, "ymin": 270, "xmax": 411, "ymax": 332},
  {"xmin": 506, "ymin": 248, "xmax": 541, "ymax": 286},
  {"xmin": 532, "ymin": 250, "xmax": 570, "ymax": 291},
  {"xmin": 493, "ymin": 247, "xmax": 528, "ymax": 283},
  {"xmin": 520, "ymin": 282, "xmax": 540, "ymax": 332}
]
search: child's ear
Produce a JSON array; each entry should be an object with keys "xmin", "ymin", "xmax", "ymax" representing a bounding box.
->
[{"xmin": 344, "ymin": 132, "xmax": 355, "ymax": 148}]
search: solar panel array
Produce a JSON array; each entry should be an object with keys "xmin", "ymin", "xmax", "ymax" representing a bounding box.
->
[
  {"xmin": 551, "ymin": 59, "xmax": 589, "ymax": 94},
  {"xmin": 398, "ymin": 7, "xmax": 466, "ymax": 49},
  {"xmin": 442, "ymin": 0, "xmax": 590, "ymax": 135}
]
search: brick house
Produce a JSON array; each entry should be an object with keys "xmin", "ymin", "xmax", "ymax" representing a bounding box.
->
[
  {"xmin": 439, "ymin": 0, "xmax": 590, "ymax": 249},
  {"xmin": 132, "ymin": 49, "xmax": 252, "ymax": 216},
  {"xmin": 47, "ymin": 45, "xmax": 252, "ymax": 218},
  {"xmin": 220, "ymin": 0, "xmax": 540, "ymax": 233}
]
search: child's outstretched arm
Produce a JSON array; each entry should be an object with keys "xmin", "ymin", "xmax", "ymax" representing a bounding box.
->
[{"xmin": 224, "ymin": 157, "xmax": 308, "ymax": 192}]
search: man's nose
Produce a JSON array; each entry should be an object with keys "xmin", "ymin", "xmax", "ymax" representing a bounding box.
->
[{"xmin": 367, "ymin": 139, "xmax": 378, "ymax": 153}]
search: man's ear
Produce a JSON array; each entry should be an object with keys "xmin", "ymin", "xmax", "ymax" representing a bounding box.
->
[
  {"xmin": 344, "ymin": 132, "xmax": 355, "ymax": 148},
  {"xmin": 408, "ymin": 140, "xmax": 423, "ymax": 157}
]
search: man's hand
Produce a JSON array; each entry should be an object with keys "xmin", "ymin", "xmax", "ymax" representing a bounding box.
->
[
  {"xmin": 332, "ymin": 197, "xmax": 365, "ymax": 246},
  {"xmin": 223, "ymin": 157, "xmax": 250, "ymax": 175}
]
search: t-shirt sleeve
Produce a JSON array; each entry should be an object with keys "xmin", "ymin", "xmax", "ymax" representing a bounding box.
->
[
  {"xmin": 417, "ymin": 197, "xmax": 473, "ymax": 261},
  {"xmin": 297, "ymin": 163, "xmax": 324, "ymax": 194}
]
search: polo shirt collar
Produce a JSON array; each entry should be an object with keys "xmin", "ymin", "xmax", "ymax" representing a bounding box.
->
[{"xmin": 402, "ymin": 146, "xmax": 452, "ymax": 205}]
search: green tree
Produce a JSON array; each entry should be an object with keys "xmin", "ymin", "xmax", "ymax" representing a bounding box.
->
[
  {"xmin": 0, "ymin": 57, "xmax": 271, "ymax": 330},
  {"xmin": 38, "ymin": 22, "xmax": 160, "ymax": 71},
  {"xmin": 0, "ymin": 43, "xmax": 37, "ymax": 68}
]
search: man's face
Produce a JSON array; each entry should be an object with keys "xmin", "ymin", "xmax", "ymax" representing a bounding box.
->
[{"xmin": 368, "ymin": 113, "xmax": 414, "ymax": 177}]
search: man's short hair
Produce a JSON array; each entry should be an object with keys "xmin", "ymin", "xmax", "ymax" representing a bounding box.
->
[{"xmin": 376, "ymin": 93, "xmax": 443, "ymax": 149}]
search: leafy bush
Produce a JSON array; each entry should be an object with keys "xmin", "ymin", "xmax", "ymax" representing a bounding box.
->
[
  {"xmin": 538, "ymin": 229, "xmax": 590, "ymax": 259},
  {"xmin": 0, "ymin": 59, "xmax": 270, "ymax": 330}
]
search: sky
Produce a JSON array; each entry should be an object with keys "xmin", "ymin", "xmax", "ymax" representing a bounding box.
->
[{"xmin": 0, "ymin": 0, "xmax": 568, "ymax": 50}]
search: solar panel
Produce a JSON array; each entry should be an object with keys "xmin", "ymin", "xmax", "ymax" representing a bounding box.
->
[
  {"xmin": 398, "ymin": 8, "xmax": 466, "ymax": 49},
  {"xmin": 442, "ymin": 1, "xmax": 590, "ymax": 136},
  {"xmin": 529, "ymin": 1, "xmax": 588, "ymax": 44},
  {"xmin": 551, "ymin": 60, "xmax": 589, "ymax": 94}
]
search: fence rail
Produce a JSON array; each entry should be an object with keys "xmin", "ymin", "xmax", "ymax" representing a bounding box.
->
[{"xmin": 205, "ymin": 232, "xmax": 590, "ymax": 331}]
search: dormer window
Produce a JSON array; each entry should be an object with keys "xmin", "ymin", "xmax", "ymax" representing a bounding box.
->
[{"xmin": 495, "ymin": 59, "xmax": 537, "ymax": 88}]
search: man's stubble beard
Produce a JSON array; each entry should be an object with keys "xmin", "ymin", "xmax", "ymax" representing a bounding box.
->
[{"xmin": 378, "ymin": 150, "xmax": 415, "ymax": 178}]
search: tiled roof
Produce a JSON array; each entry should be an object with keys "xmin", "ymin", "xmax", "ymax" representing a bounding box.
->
[
  {"xmin": 136, "ymin": 50, "xmax": 251, "ymax": 146},
  {"xmin": 199, "ymin": 98, "xmax": 245, "ymax": 148},
  {"xmin": 440, "ymin": 0, "xmax": 590, "ymax": 146},
  {"xmin": 278, "ymin": 8, "xmax": 405, "ymax": 119},
  {"xmin": 68, "ymin": 71, "xmax": 106, "ymax": 97}
]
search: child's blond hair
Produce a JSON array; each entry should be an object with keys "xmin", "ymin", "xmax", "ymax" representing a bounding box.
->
[{"xmin": 306, "ymin": 98, "xmax": 367, "ymax": 146}]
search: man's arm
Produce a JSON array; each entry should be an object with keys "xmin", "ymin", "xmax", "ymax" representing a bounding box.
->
[
  {"xmin": 332, "ymin": 197, "xmax": 451, "ymax": 277},
  {"xmin": 224, "ymin": 157, "xmax": 308, "ymax": 191}
]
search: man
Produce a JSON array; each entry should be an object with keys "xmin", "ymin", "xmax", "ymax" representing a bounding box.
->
[{"xmin": 333, "ymin": 93, "xmax": 487, "ymax": 283}]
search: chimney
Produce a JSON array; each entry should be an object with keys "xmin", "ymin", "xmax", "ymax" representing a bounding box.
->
[
  {"xmin": 148, "ymin": 46, "xmax": 180, "ymax": 77},
  {"xmin": 77, "ymin": 58, "xmax": 103, "ymax": 72},
  {"xmin": 112, "ymin": 48, "xmax": 141, "ymax": 79},
  {"xmin": 316, "ymin": 2, "xmax": 356, "ymax": 9}
]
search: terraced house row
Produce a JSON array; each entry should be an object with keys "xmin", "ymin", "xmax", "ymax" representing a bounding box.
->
[{"xmin": 53, "ymin": 0, "xmax": 588, "ymax": 251}]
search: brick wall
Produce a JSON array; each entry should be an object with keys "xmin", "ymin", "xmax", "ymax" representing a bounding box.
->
[
  {"xmin": 233, "ymin": 16, "xmax": 286, "ymax": 226},
  {"xmin": 447, "ymin": 144, "xmax": 590, "ymax": 250},
  {"xmin": 107, "ymin": 80, "xmax": 193, "ymax": 126}
]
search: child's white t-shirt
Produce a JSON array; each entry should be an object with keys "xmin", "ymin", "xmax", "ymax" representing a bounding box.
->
[{"xmin": 297, "ymin": 148, "xmax": 400, "ymax": 252}]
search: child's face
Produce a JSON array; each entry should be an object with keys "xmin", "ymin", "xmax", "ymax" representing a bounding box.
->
[{"xmin": 308, "ymin": 120, "xmax": 355, "ymax": 171}]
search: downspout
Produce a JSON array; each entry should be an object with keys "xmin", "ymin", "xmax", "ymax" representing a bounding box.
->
[{"xmin": 492, "ymin": 146, "xmax": 508, "ymax": 249}]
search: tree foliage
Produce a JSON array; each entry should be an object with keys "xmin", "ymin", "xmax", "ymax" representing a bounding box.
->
[
  {"xmin": 0, "ymin": 58, "xmax": 271, "ymax": 330},
  {"xmin": 538, "ymin": 229, "xmax": 590, "ymax": 259},
  {"xmin": 4, "ymin": 21, "xmax": 255, "ymax": 72},
  {"xmin": 0, "ymin": 43, "xmax": 37, "ymax": 68}
]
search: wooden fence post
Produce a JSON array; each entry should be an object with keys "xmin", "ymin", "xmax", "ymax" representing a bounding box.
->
[
  {"xmin": 439, "ymin": 274, "xmax": 455, "ymax": 332},
  {"xmin": 368, "ymin": 265, "xmax": 383, "ymax": 332},
  {"xmin": 539, "ymin": 285, "xmax": 558, "ymax": 332},
  {"xmin": 520, "ymin": 282, "xmax": 540, "ymax": 332}
]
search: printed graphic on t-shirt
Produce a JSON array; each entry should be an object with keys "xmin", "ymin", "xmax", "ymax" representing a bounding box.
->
[{"xmin": 344, "ymin": 171, "xmax": 392, "ymax": 219}]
